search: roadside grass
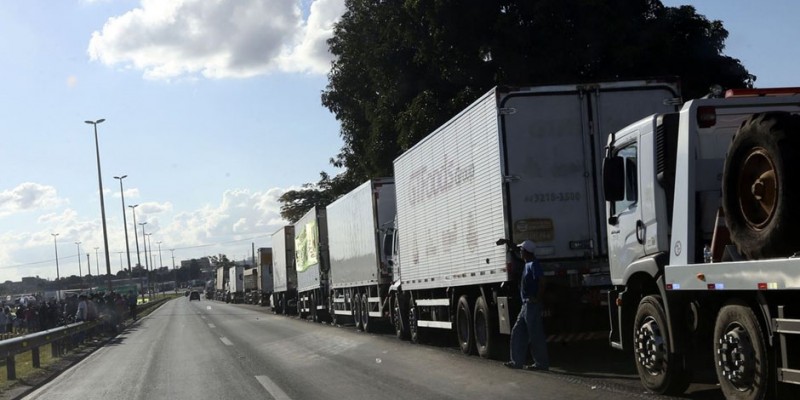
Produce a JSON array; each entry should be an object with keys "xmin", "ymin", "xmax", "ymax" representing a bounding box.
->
[{"xmin": 0, "ymin": 344, "xmax": 55, "ymax": 390}]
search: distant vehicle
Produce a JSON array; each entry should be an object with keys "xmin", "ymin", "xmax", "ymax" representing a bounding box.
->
[
  {"xmin": 189, "ymin": 291, "xmax": 201, "ymax": 301},
  {"xmin": 184, "ymin": 290, "xmax": 190, "ymax": 297}
]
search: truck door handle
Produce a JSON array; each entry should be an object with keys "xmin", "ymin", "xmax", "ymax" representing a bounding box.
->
[{"xmin": 635, "ymin": 220, "xmax": 645, "ymax": 244}]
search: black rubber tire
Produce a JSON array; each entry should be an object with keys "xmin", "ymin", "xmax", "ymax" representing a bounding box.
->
[
  {"xmin": 409, "ymin": 294, "xmax": 421, "ymax": 344},
  {"xmin": 723, "ymin": 112, "xmax": 800, "ymax": 259},
  {"xmin": 393, "ymin": 293, "xmax": 409, "ymax": 340},
  {"xmin": 474, "ymin": 295, "xmax": 498, "ymax": 359},
  {"xmin": 329, "ymin": 294, "xmax": 338, "ymax": 326},
  {"xmin": 310, "ymin": 292, "xmax": 319, "ymax": 323},
  {"xmin": 633, "ymin": 295, "xmax": 690, "ymax": 395},
  {"xmin": 361, "ymin": 294, "xmax": 371, "ymax": 332},
  {"xmin": 713, "ymin": 302, "xmax": 770, "ymax": 400},
  {"xmin": 278, "ymin": 294, "xmax": 285, "ymax": 315},
  {"xmin": 456, "ymin": 295, "xmax": 475, "ymax": 355},
  {"xmin": 353, "ymin": 293, "xmax": 363, "ymax": 331}
]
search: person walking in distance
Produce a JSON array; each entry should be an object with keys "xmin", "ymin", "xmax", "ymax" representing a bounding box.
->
[{"xmin": 504, "ymin": 240, "xmax": 550, "ymax": 371}]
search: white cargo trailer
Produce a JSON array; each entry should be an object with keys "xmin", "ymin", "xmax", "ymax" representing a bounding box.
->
[
  {"xmin": 271, "ymin": 226, "xmax": 297, "ymax": 314},
  {"xmin": 228, "ymin": 265, "xmax": 244, "ymax": 304},
  {"xmin": 294, "ymin": 207, "xmax": 330, "ymax": 322},
  {"xmin": 327, "ymin": 178, "xmax": 396, "ymax": 331},
  {"xmin": 257, "ymin": 247, "xmax": 273, "ymax": 306},
  {"xmin": 390, "ymin": 80, "xmax": 681, "ymax": 357}
]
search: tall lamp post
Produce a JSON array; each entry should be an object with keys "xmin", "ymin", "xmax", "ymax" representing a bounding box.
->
[
  {"xmin": 95, "ymin": 247, "xmax": 100, "ymax": 277},
  {"xmin": 75, "ymin": 241, "xmax": 82, "ymax": 278},
  {"xmin": 129, "ymin": 204, "xmax": 141, "ymax": 267},
  {"xmin": 85, "ymin": 118, "xmax": 113, "ymax": 292},
  {"xmin": 146, "ymin": 233, "xmax": 154, "ymax": 295},
  {"xmin": 114, "ymin": 175, "xmax": 133, "ymax": 276},
  {"xmin": 52, "ymin": 233, "xmax": 60, "ymax": 300},
  {"xmin": 140, "ymin": 222, "xmax": 149, "ymax": 297}
]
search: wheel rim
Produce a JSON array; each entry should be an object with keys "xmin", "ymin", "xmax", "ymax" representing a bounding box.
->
[
  {"xmin": 393, "ymin": 295, "xmax": 402, "ymax": 335},
  {"xmin": 737, "ymin": 147, "xmax": 778, "ymax": 229},
  {"xmin": 361, "ymin": 296, "xmax": 369, "ymax": 327},
  {"xmin": 409, "ymin": 306, "xmax": 418, "ymax": 340},
  {"xmin": 717, "ymin": 323, "xmax": 756, "ymax": 390},
  {"xmin": 635, "ymin": 316, "xmax": 666, "ymax": 375}
]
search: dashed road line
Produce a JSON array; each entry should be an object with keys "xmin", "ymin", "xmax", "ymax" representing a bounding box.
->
[
  {"xmin": 220, "ymin": 336, "xmax": 233, "ymax": 346},
  {"xmin": 208, "ymin": 323, "xmax": 216, "ymax": 328},
  {"xmin": 255, "ymin": 375, "xmax": 292, "ymax": 400}
]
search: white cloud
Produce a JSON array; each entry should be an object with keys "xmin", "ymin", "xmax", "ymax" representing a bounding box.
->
[
  {"xmin": 0, "ymin": 183, "xmax": 66, "ymax": 217},
  {"xmin": 87, "ymin": 0, "xmax": 346, "ymax": 80}
]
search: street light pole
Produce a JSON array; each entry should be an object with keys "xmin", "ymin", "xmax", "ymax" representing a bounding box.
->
[
  {"xmin": 75, "ymin": 241, "xmax": 82, "ymax": 278},
  {"xmin": 95, "ymin": 247, "xmax": 100, "ymax": 277},
  {"xmin": 146, "ymin": 233, "xmax": 154, "ymax": 295},
  {"xmin": 85, "ymin": 118, "xmax": 113, "ymax": 292},
  {"xmin": 52, "ymin": 233, "xmax": 60, "ymax": 300},
  {"xmin": 114, "ymin": 175, "xmax": 133, "ymax": 276},
  {"xmin": 140, "ymin": 222, "xmax": 149, "ymax": 297},
  {"xmin": 129, "ymin": 204, "xmax": 141, "ymax": 269}
]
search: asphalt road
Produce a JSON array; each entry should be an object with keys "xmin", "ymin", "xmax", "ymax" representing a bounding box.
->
[{"xmin": 22, "ymin": 298, "xmax": 723, "ymax": 400}]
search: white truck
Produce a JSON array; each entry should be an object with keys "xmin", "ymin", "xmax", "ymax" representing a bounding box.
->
[
  {"xmin": 294, "ymin": 206, "xmax": 330, "ymax": 322},
  {"xmin": 228, "ymin": 265, "xmax": 244, "ymax": 304},
  {"xmin": 602, "ymin": 87, "xmax": 800, "ymax": 399},
  {"xmin": 389, "ymin": 80, "xmax": 681, "ymax": 357},
  {"xmin": 271, "ymin": 226, "xmax": 297, "ymax": 314},
  {"xmin": 257, "ymin": 247, "xmax": 273, "ymax": 306},
  {"xmin": 326, "ymin": 178, "xmax": 396, "ymax": 331}
]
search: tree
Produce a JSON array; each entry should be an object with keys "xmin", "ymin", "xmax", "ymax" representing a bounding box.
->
[{"xmin": 280, "ymin": 0, "xmax": 752, "ymax": 209}]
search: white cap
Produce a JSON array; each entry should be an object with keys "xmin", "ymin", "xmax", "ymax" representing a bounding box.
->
[{"xmin": 518, "ymin": 240, "xmax": 536, "ymax": 254}]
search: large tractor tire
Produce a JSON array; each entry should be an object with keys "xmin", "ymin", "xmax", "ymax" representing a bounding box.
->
[{"xmin": 722, "ymin": 112, "xmax": 800, "ymax": 259}]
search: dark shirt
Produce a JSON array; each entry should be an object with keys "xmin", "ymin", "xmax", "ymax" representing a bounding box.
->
[{"xmin": 520, "ymin": 259, "xmax": 543, "ymax": 301}]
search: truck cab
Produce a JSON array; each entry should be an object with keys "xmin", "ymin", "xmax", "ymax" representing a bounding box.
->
[{"xmin": 603, "ymin": 88, "xmax": 800, "ymax": 398}]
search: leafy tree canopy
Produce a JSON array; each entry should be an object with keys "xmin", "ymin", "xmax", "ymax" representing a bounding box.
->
[{"xmin": 279, "ymin": 0, "xmax": 752, "ymax": 218}]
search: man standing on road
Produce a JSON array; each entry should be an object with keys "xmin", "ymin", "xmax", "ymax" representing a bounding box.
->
[{"xmin": 504, "ymin": 240, "xmax": 550, "ymax": 371}]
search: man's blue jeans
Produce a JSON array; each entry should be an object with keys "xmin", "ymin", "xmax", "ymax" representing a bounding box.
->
[{"xmin": 510, "ymin": 302, "xmax": 549, "ymax": 368}]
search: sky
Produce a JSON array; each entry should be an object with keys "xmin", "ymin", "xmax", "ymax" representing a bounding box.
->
[{"xmin": 0, "ymin": 0, "xmax": 798, "ymax": 284}]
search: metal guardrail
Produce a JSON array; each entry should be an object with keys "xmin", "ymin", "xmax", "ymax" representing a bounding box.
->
[
  {"xmin": 0, "ymin": 318, "xmax": 105, "ymax": 380},
  {"xmin": 0, "ymin": 297, "xmax": 167, "ymax": 381}
]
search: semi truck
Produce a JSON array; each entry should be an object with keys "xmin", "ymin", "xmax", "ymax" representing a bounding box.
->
[
  {"xmin": 215, "ymin": 266, "xmax": 227, "ymax": 301},
  {"xmin": 228, "ymin": 265, "xmax": 244, "ymax": 304},
  {"xmin": 271, "ymin": 226, "xmax": 297, "ymax": 315},
  {"xmin": 388, "ymin": 80, "xmax": 681, "ymax": 357},
  {"xmin": 258, "ymin": 247, "xmax": 273, "ymax": 306},
  {"xmin": 326, "ymin": 178, "xmax": 396, "ymax": 331},
  {"xmin": 243, "ymin": 267, "xmax": 259, "ymax": 304},
  {"xmin": 602, "ymin": 87, "xmax": 800, "ymax": 399},
  {"xmin": 294, "ymin": 206, "xmax": 330, "ymax": 322}
]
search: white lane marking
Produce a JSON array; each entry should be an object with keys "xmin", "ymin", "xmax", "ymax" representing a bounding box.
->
[
  {"xmin": 201, "ymin": 316, "xmax": 207, "ymax": 319},
  {"xmin": 220, "ymin": 336, "xmax": 233, "ymax": 346},
  {"xmin": 206, "ymin": 305, "xmax": 212, "ymax": 310},
  {"xmin": 255, "ymin": 375, "xmax": 292, "ymax": 400},
  {"xmin": 208, "ymin": 323, "xmax": 216, "ymax": 328}
]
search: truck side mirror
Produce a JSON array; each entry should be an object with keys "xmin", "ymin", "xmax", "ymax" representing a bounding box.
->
[{"xmin": 603, "ymin": 156, "xmax": 625, "ymax": 202}]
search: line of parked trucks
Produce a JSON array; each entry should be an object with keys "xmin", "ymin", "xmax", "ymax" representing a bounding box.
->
[{"xmin": 212, "ymin": 80, "xmax": 800, "ymax": 400}]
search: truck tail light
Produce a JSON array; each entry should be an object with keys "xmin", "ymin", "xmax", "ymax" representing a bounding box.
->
[{"xmin": 697, "ymin": 106, "xmax": 716, "ymax": 128}]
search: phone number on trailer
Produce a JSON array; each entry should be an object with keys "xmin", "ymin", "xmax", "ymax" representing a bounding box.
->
[{"xmin": 524, "ymin": 192, "xmax": 582, "ymax": 203}]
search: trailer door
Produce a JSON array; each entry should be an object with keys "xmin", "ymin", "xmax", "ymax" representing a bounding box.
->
[{"xmin": 500, "ymin": 83, "xmax": 678, "ymax": 259}]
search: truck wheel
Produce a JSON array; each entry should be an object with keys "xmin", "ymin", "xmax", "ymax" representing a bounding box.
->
[
  {"xmin": 633, "ymin": 295, "xmax": 689, "ymax": 395},
  {"xmin": 393, "ymin": 293, "xmax": 409, "ymax": 340},
  {"xmin": 361, "ymin": 294, "xmax": 371, "ymax": 332},
  {"xmin": 310, "ymin": 292, "xmax": 319, "ymax": 323},
  {"xmin": 713, "ymin": 302, "xmax": 770, "ymax": 400},
  {"xmin": 723, "ymin": 112, "xmax": 800, "ymax": 259},
  {"xmin": 278, "ymin": 294, "xmax": 285, "ymax": 315},
  {"xmin": 409, "ymin": 294, "xmax": 422, "ymax": 344},
  {"xmin": 456, "ymin": 295, "xmax": 475, "ymax": 355},
  {"xmin": 474, "ymin": 295, "xmax": 498, "ymax": 359},
  {"xmin": 329, "ymin": 295, "xmax": 338, "ymax": 326},
  {"xmin": 353, "ymin": 293, "xmax": 363, "ymax": 331}
]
